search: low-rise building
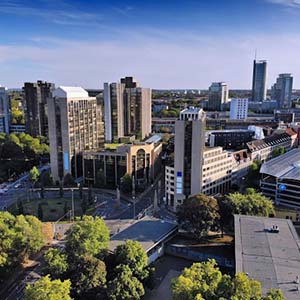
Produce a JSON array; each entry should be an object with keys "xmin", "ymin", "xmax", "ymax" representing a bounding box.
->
[
  {"xmin": 206, "ymin": 129, "xmax": 254, "ymax": 150},
  {"xmin": 260, "ymin": 148, "xmax": 300, "ymax": 208},
  {"xmin": 83, "ymin": 139, "xmax": 162, "ymax": 188},
  {"xmin": 109, "ymin": 216, "xmax": 177, "ymax": 264},
  {"xmin": 234, "ymin": 215, "xmax": 300, "ymax": 300},
  {"xmin": 247, "ymin": 128, "xmax": 297, "ymax": 162}
]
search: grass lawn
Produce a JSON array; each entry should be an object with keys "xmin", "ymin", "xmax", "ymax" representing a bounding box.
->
[{"xmin": 21, "ymin": 198, "xmax": 84, "ymax": 222}]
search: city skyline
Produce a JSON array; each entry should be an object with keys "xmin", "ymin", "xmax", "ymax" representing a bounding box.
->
[{"xmin": 2, "ymin": 0, "xmax": 300, "ymax": 88}]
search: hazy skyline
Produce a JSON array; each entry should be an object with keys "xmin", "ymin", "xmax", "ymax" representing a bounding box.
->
[{"xmin": 1, "ymin": 0, "xmax": 300, "ymax": 89}]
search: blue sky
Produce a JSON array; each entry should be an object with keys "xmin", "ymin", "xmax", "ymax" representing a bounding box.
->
[{"xmin": 1, "ymin": 0, "xmax": 300, "ymax": 88}]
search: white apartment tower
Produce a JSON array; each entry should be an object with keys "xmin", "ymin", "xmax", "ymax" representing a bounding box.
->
[
  {"xmin": 230, "ymin": 98, "xmax": 248, "ymax": 120},
  {"xmin": 48, "ymin": 86, "xmax": 104, "ymax": 182}
]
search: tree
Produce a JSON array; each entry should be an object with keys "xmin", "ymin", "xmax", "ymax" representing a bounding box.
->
[
  {"xmin": 44, "ymin": 248, "xmax": 68, "ymax": 278},
  {"xmin": 40, "ymin": 171, "xmax": 53, "ymax": 187},
  {"xmin": 88, "ymin": 187, "xmax": 93, "ymax": 205},
  {"xmin": 95, "ymin": 169, "xmax": 105, "ymax": 188},
  {"xmin": 272, "ymin": 146, "xmax": 285, "ymax": 158},
  {"xmin": 107, "ymin": 264, "xmax": 144, "ymax": 300},
  {"xmin": 177, "ymin": 194, "xmax": 220, "ymax": 240},
  {"xmin": 63, "ymin": 173, "xmax": 76, "ymax": 187},
  {"xmin": 40, "ymin": 185, "xmax": 45, "ymax": 199},
  {"xmin": 115, "ymin": 240, "xmax": 149, "ymax": 281},
  {"xmin": 65, "ymin": 216, "xmax": 109, "ymax": 264},
  {"xmin": 24, "ymin": 275, "xmax": 72, "ymax": 300},
  {"xmin": 226, "ymin": 189, "xmax": 275, "ymax": 217},
  {"xmin": 38, "ymin": 203, "xmax": 43, "ymax": 221},
  {"xmin": 59, "ymin": 184, "xmax": 64, "ymax": 198},
  {"xmin": 81, "ymin": 197, "xmax": 88, "ymax": 215},
  {"xmin": 18, "ymin": 201, "xmax": 24, "ymax": 215},
  {"xmin": 171, "ymin": 259, "xmax": 283, "ymax": 300},
  {"xmin": 71, "ymin": 255, "xmax": 106, "ymax": 299},
  {"xmin": 29, "ymin": 166, "xmax": 40, "ymax": 186},
  {"xmin": 120, "ymin": 174, "xmax": 132, "ymax": 193}
]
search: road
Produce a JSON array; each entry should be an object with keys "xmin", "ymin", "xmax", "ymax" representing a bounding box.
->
[{"xmin": 0, "ymin": 165, "xmax": 50, "ymax": 211}]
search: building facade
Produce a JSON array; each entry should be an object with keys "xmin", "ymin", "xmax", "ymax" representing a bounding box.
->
[
  {"xmin": 251, "ymin": 60, "xmax": 267, "ymax": 102},
  {"xmin": 272, "ymin": 74, "xmax": 293, "ymax": 109},
  {"xmin": 48, "ymin": 86, "xmax": 104, "ymax": 182},
  {"xmin": 260, "ymin": 149, "xmax": 300, "ymax": 208},
  {"xmin": 104, "ymin": 77, "xmax": 151, "ymax": 143},
  {"xmin": 230, "ymin": 98, "xmax": 248, "ymax": 120},
  {"xmin": 208, "ymin": 82, "xmax": 228, "ymax": 111},
  {"xmin": 206, "ymin": 129, "xmax": 254, "ymax": 150},
  {"xmin": 24, "ymin": 80, "xmax": 55, "ymax": 137},
  {"xmin": 165, "ymin": 146, "xmax": 232, "ymax": 210},
  {"xmin": 247, "ymin": 128, "xmax": 298, "ymax": 162},
  {"xmin": 82, "ymin": 141, "xmax": 162, "ymax": 188},
  {"xmin": 0, "ymin": 86, "xmax": 10, "ymax": 133}
]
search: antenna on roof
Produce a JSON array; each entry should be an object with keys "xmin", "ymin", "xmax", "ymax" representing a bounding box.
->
[{"xmin": 254, "ymin": 48, "xmax": 257, "ymax": 61}]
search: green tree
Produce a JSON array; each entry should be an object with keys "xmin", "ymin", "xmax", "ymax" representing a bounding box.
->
[
  {"xmin": 18, "ymin": 201, "xmax": 24, "ymax": 215},
  {"xmin": 63, "ymin": 173, "xmax": 75, "ymax": 187},
  {"xmin": 171, "ymin": 259, "xmax": 283, "ymax": 300},
  {"xmin": 177, "ymin": 194, "xmax": 220, "ymax": 240},
  {"xmin": 88, "ymin": 187, "xmax": 93, "ymax": 205},
  {"xmin": 40, "ymin": 171, "xmax": 53, "ymax": 187},
  {"xmin": 120, "ymin": 174, "xmax": 132, "ymax": 193},
  {"xmin": 71, "ymin": 255, "xmax": 107, "ymax": 299},
  {"xmin": 38, "ymin": 203, "xmax": 43, "ymax": 221},
  {"xmin": 115, "ymin": 240, "xmax": 149, "ymax": 281},
  {"xmin": 107, "ymin": 264, "xmax": 144, "ymax": 300},
  {"xmin": 272, "ymin": 146, "xmax": 285, "ymax": 158},
  {"xmin": 59, "ymin": 184, "xmax": 64, "ymax": 198},
  {"xmin": 44, "ymin": 248, "xmax": 68, "ymax": 278},
  {"xmin": 65, "ymin": 216, "xmax": 109, "ymax": 264},
  {"xmin": 226, "ymin": 189, "xmax": 275, "ymax": 217},
  {"xmin": 24, "ymin": 275, "xmax": 72, "ymax": 300},
  {"xmin": 29, "ymin": 166, "xmax": 40, "ymax": 186},
  {"xmin": 95, "ymin": 169, "xmax": 105, "ymax": 188}
]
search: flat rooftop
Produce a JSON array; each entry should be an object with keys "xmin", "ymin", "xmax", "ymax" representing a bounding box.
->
[
  {"xmin": 260, "ymin": 148, "xmax": 300, "ymax": 180},
  {"xmin": 235, "ymin": 215, "xmax": 300, "ymax": 300},
  {"xmin": 109, "ymin": 216, "xmax": 177, "ymax": 253}
]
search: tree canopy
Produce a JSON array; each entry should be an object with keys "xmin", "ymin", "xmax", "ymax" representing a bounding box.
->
[
  {"xmin": 44, "ymin": 248, "xmax": 68, "ymax": 278},
  {"xmin": 25, "ymin": 275, "xmax": 72, "ymax": 300},
  {"xmin": 107, "ymin": 264, "xmax": 145, "ymax": 300},
  {"xmin": 115, "ymin": 240, "xmax": 149, "ymax": 281},
  {"xmin": 172, "ymin": 259, "xmax": 283, "ymax": 300},
  {"xmin": 177, "ymin": 194, "xmax": 220, "ymax": 239},
  {"xmin": 0, "ymin": 212, "xmax": 45, "ymax": 275},
  {"xmin": 65, "ymin": 216, "xmax": 110, "ymax": 263},
  {"xmin": 226, "ymin": 188, "xmax": 275, "ymax": 217}
]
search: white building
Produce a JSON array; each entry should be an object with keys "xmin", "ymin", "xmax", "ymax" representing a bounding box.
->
[
  {"xmin": 230, "ymin": 98, "xmax": 248, "ymax": 120},
  {"xmin": 0, "ymin": 86, "xmax": 10, "ymax": 133}
]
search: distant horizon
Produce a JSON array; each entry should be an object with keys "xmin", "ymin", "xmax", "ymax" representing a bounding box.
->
[{"xmin": 2, "ymin": 0, "xmax": 300, "ymax": 88}]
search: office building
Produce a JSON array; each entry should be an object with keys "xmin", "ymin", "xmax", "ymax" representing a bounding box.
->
[
  {"xmin": 104, "ymin": 77, "xmax": 151, "ymax": 143},
  {"xmin": 251, "ymin": 60, "xmax": 267, "ymax": 102},
  {"xmin": 82, "ymin": 137, "xmax": 162, "ymax": 188},
  {"xmin": 230, "ymin": 98, "xmax": 248, "ymax": 120},
  {"xmin": 274, "ymin": 110, "xmax": 295, "ymax": 123},
  {"xmin": 0, "ymin": 86, "xmax": 10, "ymax": 133},
  {"xmin": 48, "ymin": 86, "xmax": 104, "ymax": 182},
  {"xmin": 206, "ymin": 129, "xmax": 254, "ymax": 150},
  {"xmin": 24, "ymin": 80, "xmax": 55, "ymax": 137},
  {"xmin": 272, "ymin": 74, "xmax": 293, "ymax": 109},
  {"xmin": 260, "ymin": 148, "xmax": 300, "ymax": 208},
  {"xmin": 234, "ymin": 215, "xmax": 300, "ymax": 300},
  {"xmin": 165, "ymin": 107, "xmax": 232, "ymax": 210},
  {"xmin": 208, "ymin": 82, "xmax": 228, "ymax": 111}
]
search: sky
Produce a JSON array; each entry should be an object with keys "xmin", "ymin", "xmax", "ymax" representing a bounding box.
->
[{"xmin": 1, "ymin": 0, "xmax": 300, "ymax": 89}]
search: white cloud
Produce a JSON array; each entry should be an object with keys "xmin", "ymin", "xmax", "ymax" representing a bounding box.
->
[
  {"xmin": 1, "ymin": 32, "xmax": 300, "ymax": 89},
  {"xmin": 265, "ymin": 0, "xmax": 300, "ymax": 7}
]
